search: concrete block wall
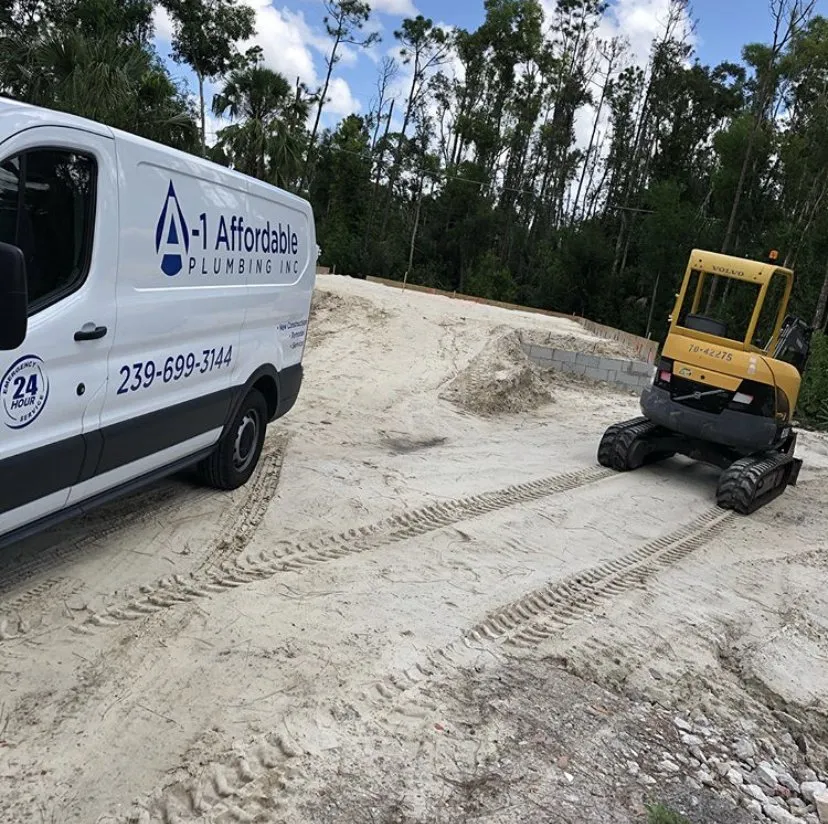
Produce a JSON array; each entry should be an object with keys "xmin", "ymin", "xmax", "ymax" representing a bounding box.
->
[
  {"xmin": 576, "ymin": 319, "xmax": 658, "ymax": 364},
  {"xmin": 522, "ymin": 342, "xmax": 655, "ymax": 393}
]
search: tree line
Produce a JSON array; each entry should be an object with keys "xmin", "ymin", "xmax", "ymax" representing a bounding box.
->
[{"xmin": 3, "ymin": 0, "xmax": 828, "ymax": 419}]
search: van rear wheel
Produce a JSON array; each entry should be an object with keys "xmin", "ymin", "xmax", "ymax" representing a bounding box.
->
[{"xmin": 198, "ymin": 388, "xmax": 268, "ymax": 490}]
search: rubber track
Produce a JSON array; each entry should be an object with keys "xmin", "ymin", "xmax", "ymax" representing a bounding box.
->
[
  {"xmin": 597, "ymin": 416, "xmax": 645, "ymax": 469},
  {"xmin": 716, "ymin": 451, "xmax": 794, "ymax": 514},
  {"xmin": 78, "ymin": 466, "xmax": 614, "ymax": 633},
  {"xmin": 597, "ymin": 425, "xmax": 620, "ymax": 467},
  {"xmin": 610, "ymin": 418, "xmax": 661, "ymax": 471}
]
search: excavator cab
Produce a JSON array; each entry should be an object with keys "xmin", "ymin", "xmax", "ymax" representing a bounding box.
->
[
  {"xmin": 598, "ymin": 249, "xmax": 812, "ymax": 515},
  {"xmin": 669, "ymin": 251, "xmax": 791, "ymax": 354}
]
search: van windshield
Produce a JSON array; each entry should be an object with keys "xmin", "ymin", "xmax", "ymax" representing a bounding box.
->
[{"xmin": 676, "ymin": 269, "xmax": 762, "ymax": 345}]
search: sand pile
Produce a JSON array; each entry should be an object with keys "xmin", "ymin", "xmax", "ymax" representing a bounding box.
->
[
  {"xmin": 440, "ymin": 329, "xmax": 556, "ymax": 417},
  {"xmin": 307, "ymin": 287, "xmax": 389, "ymax": 346}
]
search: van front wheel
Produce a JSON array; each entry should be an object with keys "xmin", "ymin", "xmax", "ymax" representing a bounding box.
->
[{"xmin": 198, "ymin": 388, "xmax": 268, "ymax": 490}]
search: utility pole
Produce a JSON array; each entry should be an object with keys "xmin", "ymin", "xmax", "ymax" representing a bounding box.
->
[
  {"xmin": 646, "ymin": 271, "xmax": 661, "ymax": 339},
  {"xmin": 403, "ymin": 177, "xmax": 423, "ymax": 289}
]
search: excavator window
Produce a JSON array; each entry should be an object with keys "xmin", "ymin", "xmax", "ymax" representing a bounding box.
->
[
  {"xmin": 751, "ymin": 271, "xmax": 788, "ymax": 350},
  {"xmin": 677, "ymin": 269, "xmax": 760, "ymax": 344}
]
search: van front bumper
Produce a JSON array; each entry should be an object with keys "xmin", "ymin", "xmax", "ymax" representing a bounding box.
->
[{"xmin": 640, "ymin": 384, "xmax": 780, "ymax": 454}]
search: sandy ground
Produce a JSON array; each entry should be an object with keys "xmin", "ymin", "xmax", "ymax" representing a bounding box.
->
[{"xmin": 1, "ymin": 274, "xmax": 828, "ymax": 824}]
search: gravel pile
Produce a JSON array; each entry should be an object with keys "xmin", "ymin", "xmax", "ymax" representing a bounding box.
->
[{"xmin": 639, "ymin": 715, "xmax": 828, "ymax": 823}]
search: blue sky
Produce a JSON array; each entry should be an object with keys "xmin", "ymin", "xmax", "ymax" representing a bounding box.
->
[
  {"xmin": 152, "ymin": 0, "xmax": 828, "ymax": 141},
  {"xmin": 689, "ymin": 0, "xmax": 828, "ymax": 63}
]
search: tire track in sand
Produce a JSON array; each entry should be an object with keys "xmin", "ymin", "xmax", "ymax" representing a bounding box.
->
[
  {"xmin": 0, "ymin": 483, "xmax": 210, "ymax": 597},
  {"xmin": 194, "ymin": 432, "xmax": 289, "ymax": 574},
  {"xmin": 123, "ymin": 732, "xmax": 305, "ymax": 824},
  {"xmin": 470, "ymin": 506, "xmax": 732, "ymax": 648},
  {"xmin": 79, "ymin": 466, "xmax": 614, "ymax": 635},
  {"xmin": 114, "ymin": 505, "xmax": 735, "ymax": 823},
  {"xmin": 74, "ymin": 440, "xmax": 288, "ymax": 634},
  {"xmin": 0, "ymin": 435, "xmax": 289, "ymax": 641},
  {"xmin": 363, "ymin": 506, "xmax": 733, "ymax": 705},
  {"xmin": 0, "ymin": 485, "xmax": 218, "ymax": 640}
]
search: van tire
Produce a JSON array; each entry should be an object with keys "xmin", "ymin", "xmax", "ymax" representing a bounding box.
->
[{"xmin": 197, "ymin": 388, "xmax": 268, "ymax": 490}]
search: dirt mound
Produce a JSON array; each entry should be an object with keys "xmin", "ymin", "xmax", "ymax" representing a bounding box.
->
[
  {"xmin": 307, "ymin": 287, "xmax": 389, "ymax": 346},
  {"xmin": 440, "ymin": 329, "xmax": 556, "ymax": 417}
]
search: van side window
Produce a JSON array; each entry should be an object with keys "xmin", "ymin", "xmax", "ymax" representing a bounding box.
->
[{"xmin": 0, "ymin": 149, "xmax": 96, "ymax": 312}]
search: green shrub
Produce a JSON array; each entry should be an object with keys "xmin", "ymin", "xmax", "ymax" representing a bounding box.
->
[
  {"xmin": 796, "ymin": 331, "xmax": 828, "ymax": 428},
  {"xmin": 646, "ymin": 803, "xmax": 692, "ymax": 824},
  {"xmin": 465, "ymin": 251, "xmax": 519, "ymax": 304}
]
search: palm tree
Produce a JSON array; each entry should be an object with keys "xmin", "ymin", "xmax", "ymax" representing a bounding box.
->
[
  {"xmin": 0, "ymin": 27, "xmax": 199, "ymax": 151},
  {"xmin": 212, "ymin": 64, "xmax": 310, "ymax": 188}
]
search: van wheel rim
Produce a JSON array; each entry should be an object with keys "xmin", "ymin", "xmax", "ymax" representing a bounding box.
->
[{"xmin": 233, "ymin": 409, "xmax": 260, "ymax": 473}]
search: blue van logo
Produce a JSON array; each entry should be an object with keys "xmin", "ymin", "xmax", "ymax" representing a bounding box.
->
[
  {"xmin": 1, "ymin": 354, "xmax": 49, "ymax": 429},
  {"xmin": 155, "ymin": 181, "xmax": 190, "ymax": 277}
]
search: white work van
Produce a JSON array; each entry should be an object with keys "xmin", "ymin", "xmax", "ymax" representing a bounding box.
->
[{"xmin": 0, "ymin": 97, "xmax": 316, "ymax": 547}]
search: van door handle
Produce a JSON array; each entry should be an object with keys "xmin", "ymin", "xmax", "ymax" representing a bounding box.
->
[{"xmin": 74, "ymin": 324, "xmax": 108, "ymax": 341}]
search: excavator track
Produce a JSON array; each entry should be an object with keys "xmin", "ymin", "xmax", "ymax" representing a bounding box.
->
[
  {"xmin": 598, "ymin": 417, "xmax": 800, "ymax": 514},
  {"xmin": 597, "ymin": 417, "xmax": 671, "ymax": 472},
  {"xmin": 597, "ymin": 420, "xmax": 634, "ymax": 468},
  {"xmin": 716, "ymin": 450, "xmax": 802, "ymax": 515}
]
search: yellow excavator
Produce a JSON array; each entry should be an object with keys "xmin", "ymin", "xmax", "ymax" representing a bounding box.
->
[{"xmin": 598, "ymin": 248, "xmax": 813, "ymax": 514}]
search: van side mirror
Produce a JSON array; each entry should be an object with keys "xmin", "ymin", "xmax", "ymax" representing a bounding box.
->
[{"xmin": 0, "ymin": 241, "xmax": 27, "ymax": 350}]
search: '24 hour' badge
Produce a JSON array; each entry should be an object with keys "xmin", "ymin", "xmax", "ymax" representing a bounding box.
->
[{"xmin": 1, "ymin": 355, "xmax": 49, "ymax": 429}]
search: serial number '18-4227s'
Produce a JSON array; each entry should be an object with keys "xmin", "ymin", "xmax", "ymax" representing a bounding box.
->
[{"xmin": 117, "ymin": 346, "xmax": 233, "ymax": 395}]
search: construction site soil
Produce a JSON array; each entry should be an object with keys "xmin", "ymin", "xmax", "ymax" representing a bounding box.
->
[{"xmin": 1, "ymin": 275, "xmax": 827, "ymax": 824}]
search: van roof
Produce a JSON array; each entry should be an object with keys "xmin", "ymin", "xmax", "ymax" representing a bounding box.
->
[
  {"xmin": 0, "ymin": 96, "xmax": 311, "ymax": 208},
  {"xmin": 0, "ymin": 95, "xmax": 113, "ymax": 139}
]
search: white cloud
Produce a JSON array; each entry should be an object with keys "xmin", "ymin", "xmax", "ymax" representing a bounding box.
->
[
  {"xmin": 238, "ymin": 1, "xmax": 318, "ymax": 85},
  {"xmin": 538, "ymin": 0, "xmax": 694, "ymax": 71},
  {"xmin": 370, "ymin": 0, "xmax": 418, "ymax": 16},
  {"xmin": 326, "ymin": 76, "xmax": 361, "ymax": 117},
  {"xmin": 597, "ymin": 0, "xmax": 696, "ymax": 68},
  {"xmin": 152, "ymin": 4, "xmax": 175, "ymax": 42},
  {"xmin": 156, "ymin": 0, "xmax": 363, "ymax": 130},
  {"xmin": 281, "ymin": 5, "xmax": 360, "ymax": 67},
  {"xmin": 236, "ymin": 0, "xmax": 362, "ymax": 123},
  {"xmin": 205, "ymin": 109, "xmax": 223, "ymax": 144}
]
